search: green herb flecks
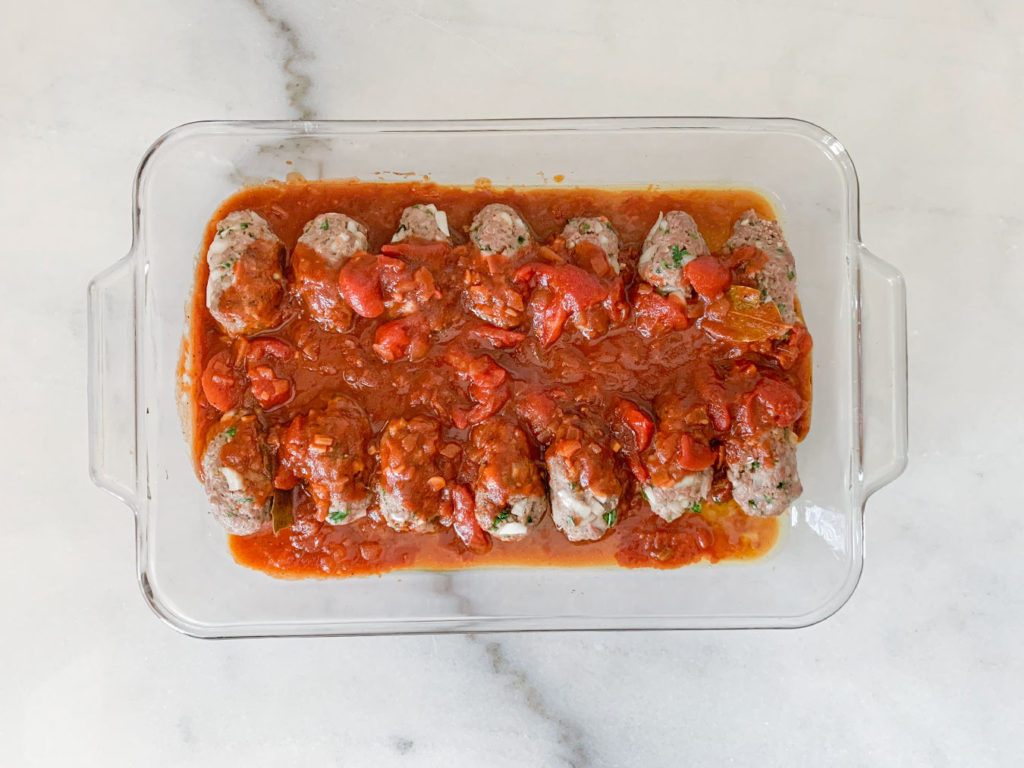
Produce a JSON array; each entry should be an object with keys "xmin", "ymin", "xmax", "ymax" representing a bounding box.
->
[
  {"xmin": 749, "ymin": 460, "xmax": 760, "ymax": 471},
  {"xmin": 240, "ymin": 497, "xmax": 254, "ymax": 504},
  {"xmin": 517, "ymin": 235, "xmax": 525, "ymax": 245},
  {"xmin": 603, "ymin": 509, "xmax": 618, "ymax": 527},
  {"xmin": 224, "ymin": 426, "xmax": 237, "ymax": 439},
  {"xmin": 320, "ymin": 219, "xmax": 330, "ymax": 231},
  {"xmin": 640, "ymin": 487, "xmax": 650, "ymax": 503},
  {"xmin": 776, "ymin": 481, "xmax": 789, "ymax": 490},
  {"xmin": 759, "ymin": 288, "xmax": 768, "ymax": 303},
  {"xmin": 579, "ymin": 222, "xmax": 591, "ymax": 233},
  {"xmin": 240, "ymin": 222, "xmax": 249, "ymax": 230},
  {"xmin": 689, "ymin": 500, "xmax": 703, "ymax": 514},
  {"xmin": 670, "ymin": 244, "xmax": 689, "ymax": 267},
  {"xmin": 787, "ymin": 269, "xmax": 795, "ymax": 281},
  {"xmin": 491, "ymin": 508, "xmax": 512, "ymax": 530},
  {"xmin": 328, "ymin": 509, "xmax": 350, "ymax": 524}
]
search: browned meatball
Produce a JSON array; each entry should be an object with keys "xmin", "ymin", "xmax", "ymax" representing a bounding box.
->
[
  {"xmin": 201, "ymin": 411, "xmax": 274, "ymax": 535},
  {"xmin": 291, "ymin": 213, "xmax": 370, "ymax": 332},
  {"xmin": 466, "ymin": 419, "xmax": 547, "ymax": 541},
  {"xmin": 206, "ymin": 210, "xmax": 286, "ymax": 336},
  {"xmin": 275, "ymin": 397, "xmax": 374, "ymax": 525},
  {"xmin": 377, "ymin": 415, "xmax": 461, "ymax": 533}
]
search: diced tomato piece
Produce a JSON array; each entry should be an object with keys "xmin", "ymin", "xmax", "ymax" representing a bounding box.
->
[
  {"xmin": 337, "ymin": 252, "xmax": 384, "ymax": 318},
  {"xmin": 246, "ymin": 337, "xmax": 293, "ymax": 363},
  {"xmin": 677, "ymin": 433, "xmax": 716, "ymax": 471},
  {"xmin": 631, "ymin": 284, "xmax": 689, "ymax": 338},
  {"xmin": 201, "ymin": 350, "xmax": 246, "ymax": 412},
  {"xmin": 613, "ymin": 399, "xmax": 654, "ymax": 452},
  {"xmin": 372, "ymin": 316, "xmax": 430, "ymax": 362},
  {"xmin": 248, "ymin": 365, "xmax": 292, "ymax": 409},
  {"xmin": 468, "ymin": 324, "xmax": 526, "ymax": 349},
  {"xmin": 684, "ymin": 255, "xmax": 732, "ymax": 299},
  {"xmin": 380, "ymin": 242, "xmax": 451, "ymax": 263},
  {"xmin": 573, "ymin": 240, "xmax": 614, "ymax": 278},
  {"xmin": 514, "ymin": 262, "xmax": 607, "ymax": 313},
  {"xmin": 604, "ymin": 276, "xmax": 630, "ymax": 324},
  {"xmin": 754, "ymin": 377, "xmax": 805, "ymax": 428},
  {"xmin": 694, "ymin": 364, "xmax": 731, "ymax": 431},
  {"xmin": 451, "ymin": 484, "xmax": 491, "ymax": 554},
  {"xmin": 515, "ymin": 391, "xmax": 557, "ymax": 439},
  {"xmin": 626, "ymin": 453, "xmax": 649, "ymax": 484}
]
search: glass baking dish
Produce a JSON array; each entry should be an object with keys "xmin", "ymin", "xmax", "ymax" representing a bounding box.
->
[{"xmin": 88, "ymin": 117, "xmax": 907, "ymax": 637}]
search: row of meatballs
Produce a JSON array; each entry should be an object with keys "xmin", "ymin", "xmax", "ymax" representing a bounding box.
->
[
  {"xmin": 204, "ymin": 201, "xmax": 800, "ymax": 342},
  {"xmin": 200, "ymin": 200, "xmax": 804, "ymax": 540},
  {"xmin": 204, "ymin": 393, "xmax": 803, "ymax": 543}
]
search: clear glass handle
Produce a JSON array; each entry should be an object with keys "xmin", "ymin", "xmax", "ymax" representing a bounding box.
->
[
  {"xmin": 857, "ymin": 243, "xmax": 909, "ymax": 498},
  {"xmin": 88, "ymin": 253, "xmax": 138, "ymax": 508}
]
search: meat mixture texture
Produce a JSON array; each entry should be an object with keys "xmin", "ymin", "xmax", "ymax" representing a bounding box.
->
[{"xmin": 186, "ymin": 182, "xmax": 812, "ymax": 578}]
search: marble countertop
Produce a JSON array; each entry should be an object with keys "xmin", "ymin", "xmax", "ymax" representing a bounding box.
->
[{"xmin": 3, "ymin": 0, "xmax": 1021, "ymax": 765}]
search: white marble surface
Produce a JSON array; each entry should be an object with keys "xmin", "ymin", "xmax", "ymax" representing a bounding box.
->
[{"xmin": 2, "ymin": 0, "xmax": 1022, "ymax": 764}]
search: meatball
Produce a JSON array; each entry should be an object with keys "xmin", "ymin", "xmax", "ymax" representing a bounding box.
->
[
  {"xmin": 292, "ymin": 213, "xmax": 370, "ymax": 332},
  {"xmin": 724, "ymin": 210, "xmax": 798, "ymax": 323},
  {"xmin": 639, "ymin": 403, "xmax": 714, "ymax": 522},
  {"xmin": 377, "ymin": 415, "xmax": 460, "ymax": 533},
  {"xmin": 275, "ymin": 397, "xmax": 374, "ymax": 525},
  {"xmin": 644, "ymin": 470, "xmax": 712, "ymax": 522},
  {"xmin": 466, "ymin": 420, "xmax": 547, "ymax": 541},
  {"xmin": 206, "ymin": 210, "xmax": 286, "ymax": 337},
  {"xmin": 544, "ymin": 413, "xmax": 624, "ymax": 542},
  {"xmin": 726, "ymin": 427, "xmax": 802, "ymax": 517},
  {"xmin": 392, "ymin": 203, "xmax": 451, "ymax": 244},
  {"xmin": 298, "ymin": 212, "xmax": 369, "ymax": 263},
  {"xmin": 637, "ymin": 211, "xmax": 710, "ymax": 299},
  {"xmin": 469, "ymin": 204, "xmax": 532, "ymax": 257},
  {"xmin": 200, "ymin": 411, "xmax": 274, "ymax": 535},
  {"xmin": 562, "ymin": 216, "xmax": 621, "ymax": 274}
]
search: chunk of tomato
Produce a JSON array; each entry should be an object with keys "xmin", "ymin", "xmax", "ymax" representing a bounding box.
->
[
  {"xmin": 337, "ymin": 252, "xmax": 384, "ymax": 318},
  {"xmin": 754, "ymin": 377, "xmax": 805, "ymax": 428},
  {"xmin": 612, "ymin": 399, "xmax": 654, "ymax": 452},
  {"xmin": 248, "ymin": 365, "xmax": 292, "ymax": 409},
  {"xmin": 451, "ymin": 484, "xmax": 491, "ymax": 554},
  {"xmin": 677, "ymin": 433, "xmax": 716, "ymax": 471},
  {"xmin": 684, "ymin": 255, "xmax": 731, "ymax": 299},
  {"xmin": 201, "ymin": 350, "xmax": 245, "ymax": 412}
]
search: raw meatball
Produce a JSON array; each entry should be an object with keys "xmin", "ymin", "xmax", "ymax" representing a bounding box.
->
[
  {"xmin": 544, "ymin": 412, "xmax": 624, "ymax": 542},
  {"xmin": 275, "ymin": 397, "xmax": 374, "ymax": 525},
  {"xmin": 466, "ymin": 419, "xmax": 547, "ymax": 541},
  {"xmin": 562, "ymin": 216, "xmax": 621, "ymax": 274},
  {"xmin": 392, "ymin": 203, "xmax": 451, "ymax": 244},
  {"xmin": 469, "ymin": 204, "xmax": 532, "ymax": 257},
  {"xmin": 724, "ymin": 210, "xmax": 798, "ymax": 323},
  {"xmin": 292, "ymin": 213, "xmax": 370, "ymax": 332},
  {"xmin": 639, "ymin": 402, "xmax": 714, "ymax": 522},
  {"xmin": 206, "ymin": 210, "xmax": 286, "ymax": 337},
  {"xmin": 200, "ymin": 411, "xmax": 274, "ymax": 535},
  {"xmin": 377, "ymin": 415, "xmax": 460, "ymax": 533},
  {"xmin": 726, "ymin": 427, "xmax": 802, "ymax": 517},
  {"xmin": 637, "ymin": 211, "xmax": 710, "ymax": 299}
]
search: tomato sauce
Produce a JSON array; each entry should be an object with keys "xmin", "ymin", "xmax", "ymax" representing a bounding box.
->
[{"xmin": 183, "ymin": 180, "xmax": 810, "ymax": 579}]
